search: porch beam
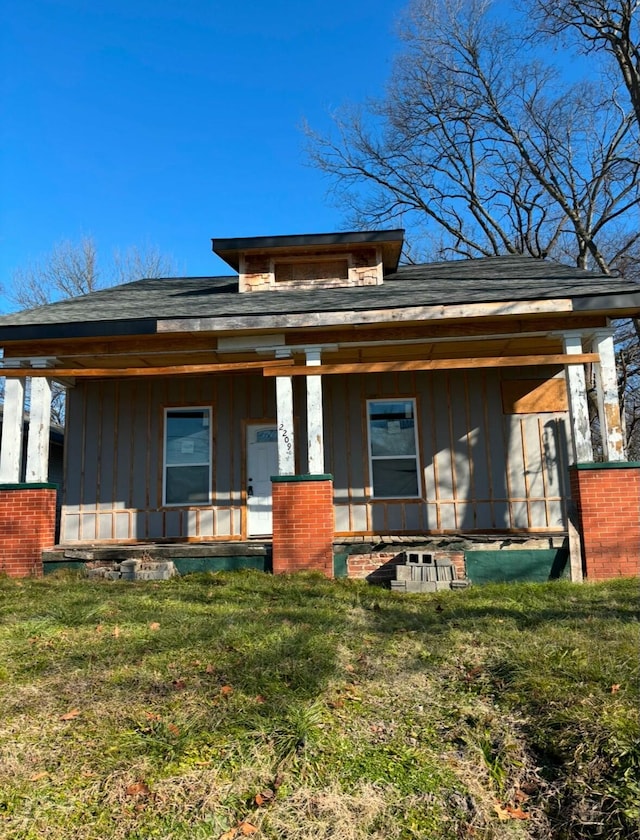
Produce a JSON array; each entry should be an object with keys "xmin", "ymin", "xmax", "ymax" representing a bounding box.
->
[
  {"xmin": 305, "ymin": 348, "xmax": 324, "ymax": 474},
  {"xmin": 563, "ymin": 334, "xmax": 594, "ymax": 464},
  {"xmin": 592, "ymin": 329, "xmax": 625, "ymax": 460},
  {"xmin": 263, "ymin": 353, "xmax": 598, "ymax": 376},
  {"xmin": 1, "ymin": 358, "xmax": 295, "ymax": 378},
  {"xmin": 0, "ymin": 376, "xmax": 25, "ymax": 483}
]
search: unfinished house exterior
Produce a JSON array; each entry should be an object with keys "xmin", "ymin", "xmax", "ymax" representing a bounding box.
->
[{"xmin": 1, "ymin": 230, "xmax": 639, "ymax": 581}]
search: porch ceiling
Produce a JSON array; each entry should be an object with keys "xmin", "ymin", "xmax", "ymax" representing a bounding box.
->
[{"xmin": 1, "ymin": 329, "xmax": 584, "ymax": 379}]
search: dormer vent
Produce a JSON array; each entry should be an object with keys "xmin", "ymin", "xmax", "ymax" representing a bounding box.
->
[{"xmin": 212, "ymin": 229, "xmax": 404, "ymax": 294}]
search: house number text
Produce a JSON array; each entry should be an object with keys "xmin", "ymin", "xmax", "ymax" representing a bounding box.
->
[{"xmin": 279, "ymin": 423, "xmax": 292, "ymax": 452}]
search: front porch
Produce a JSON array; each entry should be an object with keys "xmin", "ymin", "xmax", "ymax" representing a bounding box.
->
[{"xmin": 41, "ymin": 530, "xmax": 572, "ymax": 585}]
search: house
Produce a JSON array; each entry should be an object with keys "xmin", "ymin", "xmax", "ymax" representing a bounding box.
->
[{"xmin": 1, "ymin": 229, "xmax": 639, "ymax": 581}]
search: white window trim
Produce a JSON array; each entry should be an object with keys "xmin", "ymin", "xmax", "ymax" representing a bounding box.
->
[
  {"xmin": 162, "ymin": 406, "xmax": 212, "ymax": 507},
  {"xmin": 366, "ymin": 398, "xmax": 422, "ymax": 500}
]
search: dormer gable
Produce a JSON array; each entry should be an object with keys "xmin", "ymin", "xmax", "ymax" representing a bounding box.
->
[{"xmin": 212, "ymin": 229, "xmax": 404, "ymax": 293}]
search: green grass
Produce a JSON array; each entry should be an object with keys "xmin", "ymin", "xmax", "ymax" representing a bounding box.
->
[{"xmin": 0, "ymin": 572, "xmax": 638, "ymax": 839}]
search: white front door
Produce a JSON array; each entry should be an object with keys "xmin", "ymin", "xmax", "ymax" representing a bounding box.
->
[{"xmin": 246, "ymin": 425, "xmax": 279, "ymax": 536}]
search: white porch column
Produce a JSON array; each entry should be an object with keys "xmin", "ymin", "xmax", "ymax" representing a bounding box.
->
[
  {"xmin": 305, "ymin": 348, "xmax": 325, "ymax": 475},
  {"xmin": 275, "ymin": 351, "xmax": 295, "ymax": 475},
  {"xmin": 0, "ymin": 376, "xmax": 26, "ymax": 482},
  {"xmin": 592, "ymin": 328, "xmax": 625, "ymax": 461},
  {"xmin": 25, "ymin": 363, "xmax": 53, "ymax": 483},
  {"xmin": 563, "ymin": 332, "xmax": 594, "ymax": 464}
]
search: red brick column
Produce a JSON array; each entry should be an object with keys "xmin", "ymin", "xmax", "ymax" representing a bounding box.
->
[
  {"xmin": 0, "ymin": 484, "xmax": 57, "ymax": 577},
  {"xmin": 569, "ymin": 464, "xmax": 640, "ymax": 580},
  {"xmin": 271, "ymin": 475, "xmax": 334, "ymax": 577}
]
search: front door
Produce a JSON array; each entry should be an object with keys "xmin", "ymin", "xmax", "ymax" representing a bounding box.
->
[{"xmin": 246, "ymin": 424, "xmax": 278, "ymax": 536}]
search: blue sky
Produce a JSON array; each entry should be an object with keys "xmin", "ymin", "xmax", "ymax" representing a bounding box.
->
[{"xmin": 0, "ymin": 0, "xmax": 407, "ymax": 311}]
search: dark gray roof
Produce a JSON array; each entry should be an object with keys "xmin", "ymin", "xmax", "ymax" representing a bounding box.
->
[{"xmin": 1, "ymin": 255, "xmax": 639, "ymax": 341}]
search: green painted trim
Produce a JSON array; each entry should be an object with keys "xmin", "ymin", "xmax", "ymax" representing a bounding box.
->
[
  {"xmin": 333, "ymin": 553, "xmax": 348, "ymax": 578},
  {"xmin": 43, "ymin": 561, "xmax": 85, "ymax": 574},
  {"xmin": 571, "ymin": 462, "xmax": 640, "ymax": 471},
  {"xmin": 271, "ymin": 474, "xmax": 333, "ymax": 483},
  {"xmin": 0, "ymin": 482, "xmax": 58, "ymax": 491},
  {"xmin": 173, "ymin": 556, "xmax": 267, "ymax": 574},
  {"xmin": 465, "ymin": 549, "xmax": 569, "ymax": 584},
  {"xmin": 43, "ymin": 556, "xmax": 268, "ymax": 576}
]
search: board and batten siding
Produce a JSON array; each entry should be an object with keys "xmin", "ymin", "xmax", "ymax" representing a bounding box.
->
[
  {"xmin": 60, "ymin": 368, "xmax": 569, "ymax": 542},
  {"xmin": 61, "ymin": 374, "xmax": 281, "ymax": 543},
  {"xmin": 324, "ymin": 368, "xmax": 569, "ymax": 535}
]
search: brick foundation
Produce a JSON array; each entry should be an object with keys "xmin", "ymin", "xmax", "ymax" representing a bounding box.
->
[
  {"xmin": 272, "ymin": 475, "xmax": 334, "ymax": 577},
  {"xmin": 569, "ymin": 464, "xmax": 640, "ymax": 580},
  {"xmin": 346, "ymin": 550, "xmax": 466, "ymax": 581},
  {"xmin": 0, "ymin": 484, "xmax": 57, "ymax": 577}
]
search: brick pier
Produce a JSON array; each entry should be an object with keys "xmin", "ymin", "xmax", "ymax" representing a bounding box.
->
[
  {"xmin": 569, "ymin": 463, "xmax": 640, "ymax": 579},
  {"xmin": 0, "ymin": 484, "xmax": 57, "ymax": 577},
  {"xmin": 271, "ymin": 475, "xmax": 334, "ymax": 577}
]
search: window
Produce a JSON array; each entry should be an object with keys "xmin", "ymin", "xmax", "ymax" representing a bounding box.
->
[
  {"xmin": 163, "ymin": 408, "xmax": 211, "ymax": 506},
  {"xmin": 367, "ymin": 399, "xmax": 420, "ymax": 498}
]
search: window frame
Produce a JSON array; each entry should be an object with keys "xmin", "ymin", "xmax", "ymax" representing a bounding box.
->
[
  {"xmin": 366, "ymin": 397, "xmax": 422, "ymax": 500},
  {"xmin": 162, "ymin": 406, "xmax": 212, "ymax": 507}
]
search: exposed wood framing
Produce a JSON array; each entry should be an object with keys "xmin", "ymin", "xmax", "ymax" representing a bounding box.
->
[
  {"xmin": 1, "ymin": 359, "xmax": 294, "ymax": 378},
  {"xmin": 263, "ymin": 354, "xmax": 598, "ymax": 377},
  {"xmin": 156, "ymin": 298, "xmax": 575, "ymax": 334}
]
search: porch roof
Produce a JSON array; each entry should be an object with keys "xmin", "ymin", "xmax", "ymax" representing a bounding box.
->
[{"xmin": 0, "ymin": 253, "xmax": 639, "ymax": 342}]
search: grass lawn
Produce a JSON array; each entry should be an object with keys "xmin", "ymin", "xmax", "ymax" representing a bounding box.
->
[{"xmin": 0, "ymin": 572, "xmax": 638, "ymax": 840}]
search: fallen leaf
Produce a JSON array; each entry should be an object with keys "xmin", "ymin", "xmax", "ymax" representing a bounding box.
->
[
  {"xmin": 255, "ymin": 789, "xmax": 274, "ymax": 806},
  {"xmin": 345, "ymin": 664, "xmax": 355, "ymax": 672},
  {"xmin": 192, "ymin": 659, "xmax": 201, "ymax": 666},
  {"xmin": 126, "ymin": 781, "xmax": 150, "ymax": 797},
  {"xmin": 30, "ymin": 772, "xmax": 49, "ymax": 781},
  {"xmin": 254, "ymin": 695, "xmax": 266, "ymax": 704},
  {"xmin": 493, "ymin": 803, "xmax": 511, "ymax": 821},
  {"xmin": 172, "ymin": 679, "xmax": 186, "ymax": 690},
  {"xmin": 239, "ymin": 822, "xmax": 258, "ymax": 835},
  {"xmin": 505, "ymin": 805, "xmax": 530, "ymax": 820},
  {"xmin": 220, "ymin": 685, "xmax": 234, "ymax": 696},
  {"xmin": 328, "ymin": 699, "xmax": 344, "ymax": 709},
  {"xmin": 218, "ymin": 831, "xmax": 236, "ymax": 840},
  {"xmin": 149, "ymin": 622, "xmax": 160, "ymax": 631},
  {"xmin": 95, "ymin": 624, "xmax": 104, "ymax": 633},
  {"xmin": 611, "ymin": 684, "xmax": 621, "ymax": 694},
  {"xmin": 112, "ymin": 626, "xmax": 121, "ymax": 638},
  {"xmin": 167, "ymin": 723, "xmax": 180, "ymax": 736},
  {"xmin": 205, "ymin": 664, "xmax": 215, "ymax": 674},
  {"xmin": 59, "ymin": 708, "xmax": 81, "ymax": 721},
  {"xmin": 144, "ymin": 711, "xmax": 161, "ymax": 721}
]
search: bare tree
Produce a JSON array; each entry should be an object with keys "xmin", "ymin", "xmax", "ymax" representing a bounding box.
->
[
  {"xmin": 306, "ymin": 0, "xmax": 639, "ymax": 272},
  {"xmin": 527, "ymin": 0, "xmax": 640, "ymax": 128},
  {"xmin": 2, "ymin": 238, "xmax": 178, "ymax": 422},
  {"xmin": 8, "ymin": 237, "xmax": 178, "ymax": 311}
]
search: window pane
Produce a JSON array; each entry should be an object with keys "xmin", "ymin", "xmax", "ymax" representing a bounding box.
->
[
  {"xmin": 372, "ymin": 459, "xmax": 419, "ymax": 498},
  {"xmin": 368, "ymin": 401, "xmax": 416, "ymax": 457},
  {"xmin": 165, "ymin": 465, "xmax": 210, "ymax": 504},
  {"xmin": 166, "ymin": 410, "xmax": 210, "ymax": 466}
]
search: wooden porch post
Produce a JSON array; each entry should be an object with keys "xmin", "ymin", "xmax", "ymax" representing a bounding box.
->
[
  {"xmin": 25, "ymin": 362, "xmax": 53, "ymax": 483},
  {"xmin": 562, "ymin": 333, "xmax": 594, "ymax": 464},
  {"xmin": 0, "ymin": 375, "xmax": 26, "ymax": 483},
  {"xmin": 305, "ymin": 347, "xmax": 324, "ymax": 474},
  {"xmin": 0, "ymin": 376, "xmax": 25, "ymax": 483},
  {"xmin": 275, "ymin": 351, "xmax": 295, "ymax": 475},
  {"xmin": 592, "ymin": 328, "xmax": 625, "ymax": 461}
]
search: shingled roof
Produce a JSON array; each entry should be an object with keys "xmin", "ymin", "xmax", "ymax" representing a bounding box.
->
[{"xmin": 1, "ymin": 254, "xmax": 639, "ymax": 341}]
